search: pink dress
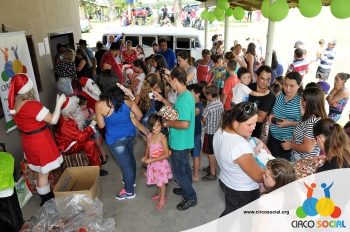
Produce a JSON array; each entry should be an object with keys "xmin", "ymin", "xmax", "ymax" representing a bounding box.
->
[{"xmin": 145, "ymin": 135, "xmax": 173, "ymax": 187}]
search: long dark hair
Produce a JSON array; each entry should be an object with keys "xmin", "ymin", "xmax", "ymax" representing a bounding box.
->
[
  {"xmin": 133, "ymin": 59, "xmax": 148, "ymax": 75},
  {"xmin": 222, "ymin": 102, "xmax": 258, "ymax": 130},
  {"xmin": 154, "ymin": 54, "xmax": 167, "ymax": 72},
  {"xmin": 98, "ymin": 69, "xmax": 125, "ymax": 112},
  {"xmin": 283, "ymin": 71, "xmax": 303, "ymax": 95},
  {"xmin": 246, "ymin": 43, "xmax": 256, "ymax": 56},
  {"xmin": 313, "ymin": 118, "xmax": 350, "ymax": 168},
  {"xmin": 302, "ymin": 87, "xmax": 327, "ymax": 121}
]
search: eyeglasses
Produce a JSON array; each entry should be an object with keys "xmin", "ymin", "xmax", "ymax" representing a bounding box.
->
[{"xmin": 243, "ymin": 102, "xmax": 257, "ymax": 114}]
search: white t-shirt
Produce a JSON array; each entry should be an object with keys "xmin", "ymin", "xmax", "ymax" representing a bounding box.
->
[
  {"xmin": 135, "ymin": 73, "xmax": 145, "ymax": 95},
  {"xmin": 232, "ymin": 82, "xmax": 252, "ymax": 104},
  {"xmin": 213, "ymin": 129, "xmax": 259, "ymax": 191}
]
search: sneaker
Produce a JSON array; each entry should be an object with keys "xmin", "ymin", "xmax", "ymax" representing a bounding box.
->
[
  {"xmin": 121, "ymin": 180, "xmax": 136, "ymax": 188},
  {"xmin": 202, "ymin": 173, "xmax": 217, "ymax": 181},
  {"xmin": 172, "ymin": 188, "xmax": 183, "ymax": 196},
  {"xmin": 99, "ymin": 169, "xmax": 108, "ymax": 176},
  {"xmin": 202, "ymin": 166, "xmax": 210, "ymax": 173},
  {"xmin": 176, "ymin": 199, "xmax": 197, "ymax": 210},
  {"xmin": 115, "ymin": 191, "xmax": 136, "ymax": 200}
]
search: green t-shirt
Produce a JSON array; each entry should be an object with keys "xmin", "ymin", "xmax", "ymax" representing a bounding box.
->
[{"xmin": 169, "ymin": 90, "xmax": 195, "ymax": 150}]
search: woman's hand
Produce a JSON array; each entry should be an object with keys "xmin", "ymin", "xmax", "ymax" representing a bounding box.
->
[
  {"xmin": 281, "ymin": 141, "xmax": 291, "ymax": 151},
  {"xmin": 153, "ymin": 91, "xmax": 164, "ymax": 103},
  {"xmin": 276, "ymin": 119, "xmax": 291, "ymax": 128}
]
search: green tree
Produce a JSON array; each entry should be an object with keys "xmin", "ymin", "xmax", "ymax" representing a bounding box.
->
[{"xmin": 114, "ymin": 0, "xmax": 127, "ymax": 17}]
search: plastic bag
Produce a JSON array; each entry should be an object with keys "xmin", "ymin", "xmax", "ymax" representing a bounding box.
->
[
  {"xmin": 20, "ymin": 194, "xmax": 116, "ymax": 232},
  {"xmin": 0, "ymin": 152, "xmax": 14, "ymax": 191}
]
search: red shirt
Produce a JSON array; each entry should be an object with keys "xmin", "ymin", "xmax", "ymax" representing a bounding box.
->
[
  {"xmin": 122, "ymin": 49, "xmax": 137, "ymax": 64},
  {"xmin": 222, "ymin": 74, "xmax": 239, "ymax": 110},
  {"xmin": 100, "ymin": 52, "xmax": 124, "ymax": 84}
]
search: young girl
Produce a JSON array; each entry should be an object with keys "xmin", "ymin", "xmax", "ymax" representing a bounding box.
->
[
  {"xmin": 262, "ymin": 158, "xmax": 296, "ymax": 193},
  {"xmin": 209, "ymin": 55, "xmax": 226, "ymax": 93},
  {"xmin": 129, "ymin": 59, "xmax": 148, "ymax": 103},
  {"xmin": 142, "ymin": 114, "xmax": 173, "ymax": 209}
]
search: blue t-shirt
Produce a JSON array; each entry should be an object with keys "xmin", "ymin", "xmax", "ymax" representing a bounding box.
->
[
  {"xmin": 158, "ymin": 48, "xmax": 176, "ymax": 69},
  {"xmin": 104, "ymin": 102, "xmax": 136, "ymax": 144},
  {"xmin": 194, "ymin": 102, "xmax": 203, "ymax": 136}
]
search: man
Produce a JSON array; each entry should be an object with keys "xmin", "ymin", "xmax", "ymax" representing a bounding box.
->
[
  {"xmin": 78, "ymin": 39, "xmax": 97, "ymax": 77},
  {"xmin": 55, "ymin": 96, "xmax": 108, "ymax": 176},
  {"xmin": 155, "ymin": 68, "xmax": 197, "ymax": 210},
  {"xmin": 316, "ymin": 40, "xmax": 336, "ymax": 81},
  {"xmin": 79, "ymin": 77, "xmax": 101, "ymax": 111},
  {"xmin": 94, "ymin": 41, "xmax": 107, "ymax": 75},
  {"xmin": 53, "ymin": 43, "xmax": 67, "ymax": 66},
  {"xmin": 158, "ymin": 38, "xmax": 176, "ymax": 69},
  {"xmin": 100, "ymin": 41, "xmax": 123, "ymax": 84},
  {"xmin": 248, "ymin": 65, "xmax": 276, "ymax": 139},
  {"xmin": 287, "ymin": 48, "xmax": 309, "ymax": 79},
  {"xmin": 105, "ymin": 35, "xmax": 115, "ymax": 48}
]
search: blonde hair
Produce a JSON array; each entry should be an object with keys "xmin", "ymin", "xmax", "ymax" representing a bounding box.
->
[
  {"xmin": 138, "ymin": 73, "xmax": 159, "ymax": 113},
  {"xmin": 15, "ymin": 88, "xmax": 37, "ymax": 107},
  {"xmin": 63, "ymin": 48, "xmax": 75, "ymax": 61}
]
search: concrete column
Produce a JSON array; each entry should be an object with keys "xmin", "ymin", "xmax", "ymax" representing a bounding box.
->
[{"xmin": 224, "ymin": 15, "xmax": 230, "ymax": 53}]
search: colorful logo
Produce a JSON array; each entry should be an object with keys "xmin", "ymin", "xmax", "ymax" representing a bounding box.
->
[
  {"xmin": 1, "ymin": 46, "xmax": 27, "ymax": 82},
  {"xmin": 296, "ymin": 182, "xmax": 341, "ymax": 219}
]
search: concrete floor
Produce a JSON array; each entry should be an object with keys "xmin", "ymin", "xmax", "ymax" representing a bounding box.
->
[{"xmin": 22, "ymin": 136, "xmax": 225, "ymax": 232}]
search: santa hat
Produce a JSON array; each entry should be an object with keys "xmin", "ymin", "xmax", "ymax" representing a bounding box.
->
[
  {"xmin": 79, "ymin": 77, "xmax": 93, "ymax": 88},
  {"xmin": 8, "ymin": 73, "xmax": 34, "ymax": 114},
  {"xmin": 61, "ymin": 96, "xmax": 79, "ymax": 116}
]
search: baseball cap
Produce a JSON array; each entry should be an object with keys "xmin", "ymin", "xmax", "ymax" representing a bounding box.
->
[
  {"xmin": 294, "ymin": 40, "xmax": 304, "ymax": 48},
  {"xmin": 318, "ymin": 81, "xmax": 330, "ymax": 94}
]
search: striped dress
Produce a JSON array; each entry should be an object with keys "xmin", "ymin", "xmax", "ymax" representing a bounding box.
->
[{"xmin": 269, "ymin": 94, "xmax": 301, "ymax": 141}]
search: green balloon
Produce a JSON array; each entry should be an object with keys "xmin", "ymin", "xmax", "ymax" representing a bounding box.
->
[
  {"xmin": 331, "ymin": 0, "xmax": 350, "ymax": 19},
  {"xmin": 216, "ymin": 13, "xmax": 225, "ymax": 21},
  {"xmin": 261, "ymin": 0, "xmax": 270, "ymax": 18},
  {"xmin": 233, "ymin": 7, "xmax": 245, "ymax": 20},
  {"xmin": 217, "ymin": 0, "xmax": 230, "ymax": 10},
  {"xmin": 270, "ymin": 0, "xmax": 289, "ymax": 21},
  {"xmin": 226, "ymin": 8, "xmax": 234, "ymax": 17},
  {"xmin": 299, "ymin": 0, "xmax": 322, "ymax": 18},
  {"xmin": 201, "ymin": 9, "xmax": 209, "ymax": 20},
  {"xmin": 214, "ymin": 7, "xmax": 225, "ymax": 18},
  {"xmin": 207, "ymin": 12, "xmax": 216, "ymax": 23}
]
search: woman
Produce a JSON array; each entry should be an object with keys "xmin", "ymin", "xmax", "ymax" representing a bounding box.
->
[
  {"xmin": 281, "ymin": 87, "xmax": 327, "ymax": 162},
  {"xmin": 55, "ymin": 49, "xmax": 77, "ymax": 96},
  {"xmin": 270, "ymin": 51, "xmax": 284, "ymax": 84},
  {"xmin": 231, "ymin": 44, "xmax": 247, "ymax": 70},
  {"xmin": 213, "ymin": 102, "xmax": 264, "ymax": 217},
  {"xmin": 75, "ymin": 48, "xmax": 92, "ymax": 79},
  {"xmin": 136, "ymin": 45, "xmax": 145, "ymax": 61},
  {"xmin": 314, "ymin": 119, "xmax": 350, "ymax": 172},
  {"xmin": 152, "ymin": 54, "xmax": 174, "ymax": 103},
  {"xmin": 138, "ymin": 73, "xmax": 164, "ymax": 129},
  {"xmin": 268, "ymin": 72, "xmax": 302, "ymax": 161},
  {"xmin": 326, "ymin": 72, "xmax": 350, "ymax": 122},
  {"xmin": 195, "ymin": 49, "xmax": 213, "ymax": 84},
  {"xmin": 122, "ymin": 40, "xmax": 137, "ymax": 64},
  {"xmin": 244, "ymin": 43, "xmax": 257, "ymax": 82},
  {"xmin": 8, "ymin": 73, "xmax": 66, "ymax": 206},
  {"xmin": 177, "ymin": 51, "xmax": 197, "ymax": 85},
  {"xmin": 95, "ymin": 71, "xmax": 143, "ymax": 200}
]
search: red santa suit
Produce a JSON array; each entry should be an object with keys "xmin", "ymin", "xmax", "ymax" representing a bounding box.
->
[
  {"xmin": 55, "ymin": 97, "xmax": 101, "ymax": 166},
  {"xmin": 8, "ymin": 75, "xmax": 63, "ymax": 174},
  {"xmin": 79, "ymin": 77, "xmax": 100, "ymax": 111}
]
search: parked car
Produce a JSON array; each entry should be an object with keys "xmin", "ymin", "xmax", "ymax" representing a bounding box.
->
[
  {"xmin": 158, "ymin": 7, "xmax": 174, "ymax": 23},
  {"xmin": 183, "ymin": 3, "xmax": 200, "ymax": 13},
  {"xmin": 80, "ymin": 19, "xmax": 92, "ymax": 33},
  {"xmin": 132, "ymin": 7, "xmax": 148, "ymax": 18}
]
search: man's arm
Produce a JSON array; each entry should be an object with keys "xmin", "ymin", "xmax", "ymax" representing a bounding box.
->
[{"xmin": 164, "ymin": 119, "xmax": 189, "ymax": 129}]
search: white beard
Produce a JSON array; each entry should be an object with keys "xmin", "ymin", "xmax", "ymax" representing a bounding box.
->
[
  {"xmin": 83, "ymin": 84, "xmax": 101, "ymax": 101},
  {"xmin": 69, "ymin": 107, "xmax": 86, "ymax": 130}
]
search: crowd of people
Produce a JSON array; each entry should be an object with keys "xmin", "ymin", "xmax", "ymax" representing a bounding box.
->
[{"xmin": 8, "ymin": 33, "xmax": 350, "ymax": 217}]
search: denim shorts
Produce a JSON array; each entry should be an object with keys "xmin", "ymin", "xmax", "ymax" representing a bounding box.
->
[{"xmin": 191, "ymin": 134, "xmax": 201, "ymax": 157}]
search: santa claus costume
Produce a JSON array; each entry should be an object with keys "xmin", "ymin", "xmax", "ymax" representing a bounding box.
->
[
  {"xmin": 55, "ymin": 96, "xmax": 108, "ymax": 176},
  {"xmin": 79, "ymin": 77, "xmax": 100, "ymax": 111},
  {"xmin": 8, "ymin": 73, "xmax": 65, "ymax": 206}
]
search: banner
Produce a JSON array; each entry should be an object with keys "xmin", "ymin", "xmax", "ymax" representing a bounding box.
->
[{"xmin": 0, "ymin": 31, "xmax": 39, "ymax": 133}]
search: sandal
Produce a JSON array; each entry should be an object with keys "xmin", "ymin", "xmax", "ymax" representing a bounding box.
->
[
  {"xmin": 100, "ymin": 155, "xmax": 109, "ymax": 165},
  {"xmin": 151, "ymin": 194, "xmax": 159, "ymax": 201},
  {"xmin": 156, "ymin": 197, "xmax": 166, "ymax": 209}
]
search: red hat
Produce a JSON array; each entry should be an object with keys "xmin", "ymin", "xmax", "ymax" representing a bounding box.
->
[
  {"xmin": 61, "ymin": 96, "xmax": 79, "ymax": 116},
  {"xmin": 79, "ymin": 77, "xmax": 92, "ymax": 88},
  {"xmin": 8, "ymin": 73, "xmax": 34, "ymax": 114}
]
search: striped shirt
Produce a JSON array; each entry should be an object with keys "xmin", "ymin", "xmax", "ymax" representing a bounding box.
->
[
  {"xmin": 288, "ymin": 58, "xmax": 309, "ymax": 78},
  {"xmin": 319, "ymin": 48, "xmax": 336, "ymax": 70},
  {"xmin": 269, "ymin": 94, "xmax": 301, "ymax": 141},
  {"xmin": 291, "ymin": 117, "xmax": 321, "ymax": 161},
  {"xmin": 203, "ymin": 99, "xmax": 224, "ymax": 135}
]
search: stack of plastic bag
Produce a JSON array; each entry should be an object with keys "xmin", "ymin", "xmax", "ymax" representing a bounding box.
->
[
  {"xmin": 21, "ymin": 194, "xmax": 116, "ymax": 232},
  {"xmin": 0, "ymin": 152, "xmax": 15, "ymax": 198}
]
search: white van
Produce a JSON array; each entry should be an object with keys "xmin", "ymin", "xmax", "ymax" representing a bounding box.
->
[{"xmin": 102, "ymin": 26, "xmax": 204, "ymax": 60}]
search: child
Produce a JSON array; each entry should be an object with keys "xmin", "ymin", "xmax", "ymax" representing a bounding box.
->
[
  {"xmin": 209, "ymin": 55, "xmax": 226, "ymax": 93},
  {"xmin": 202, "ymin": 84, "xmax": 224, "ymax": 181},
  {"xmin": 129, "ymin": 59, "xmax": 148, "ymax": 103},
  {"xmin": 232, "ymin": 67, "xmax": 269, "ymax": 104},
  {"xmin": 270, "ymin": 82, "xmax": 282, "ymax": 96},
  {"xmin": 187, "ymin": 84, "xmax": 204, "ymax": 182},
  {"xmin": 221, "ymin": 60, "xmax": 239, "ymax": 110},
  {"xmin": 142, "ymin": 114, "xmax": 173, "ymax": 209},
  {"xmin": 262, "ymin": 158, "xmax": 296, "ymax": 193},
  {"xmin": 78, "ymin": 95, "xmax": 108, "ymax": 164}
]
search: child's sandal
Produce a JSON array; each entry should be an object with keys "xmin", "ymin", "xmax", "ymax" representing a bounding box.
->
[
  {"xmin": 156, "ymin": 198, "xmax": 166, "ymax": 209},
  {"xmin": 151, "ymin": 194, "xmax": 159, "ymax": 201}
]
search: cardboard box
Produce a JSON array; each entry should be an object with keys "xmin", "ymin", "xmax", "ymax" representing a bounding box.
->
[{"xmin": 53, "ymin": 166, "xmax": 100, "ymax": 199}]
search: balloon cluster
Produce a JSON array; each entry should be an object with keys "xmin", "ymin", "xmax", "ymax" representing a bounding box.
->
[
  {"xmin": 200, "ymin": 0, "xmax": 245, "ymax": 22},
  {"xmin": 261, "ymin": 0, "xmax": 289, "ymax": 22},
  {"xmin": 1, "ymin": 47, "xmax": 27, "ymax": 82}
]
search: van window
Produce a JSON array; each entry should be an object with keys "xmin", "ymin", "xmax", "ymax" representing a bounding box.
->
[
  {"xmin": 176, "ymin": 37, "xmax": 190, "ymax": 49},
  {"xmin": 125, "ymin": 36, "xmax": 139, "ymax": 46},
  {"xmin": 142, "ymin": 36, "xmax": 156, "ymax": 48}
]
